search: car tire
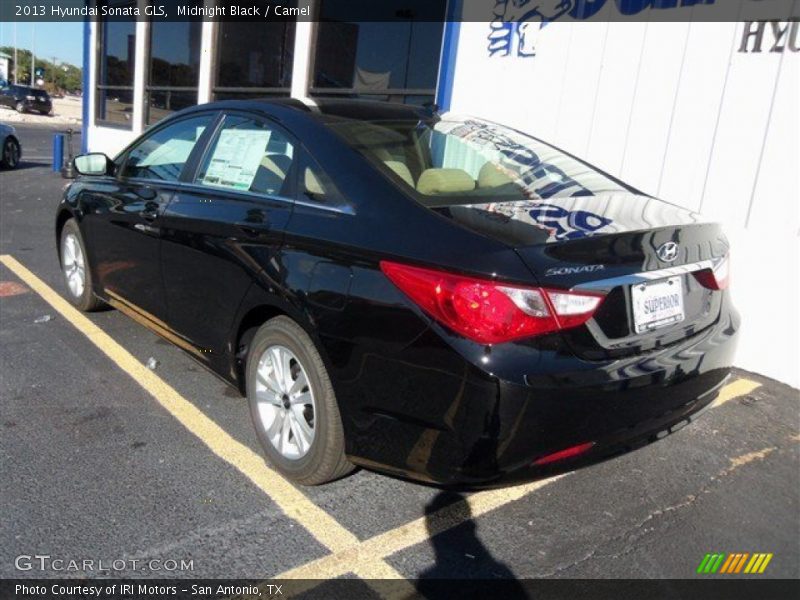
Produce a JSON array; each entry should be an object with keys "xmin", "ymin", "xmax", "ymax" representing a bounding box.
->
[
  {"xmin": 60, "ymin": 219, "xmax": 103, "ymax": 312},
  {"xmin": 15, "ymin": 101, "xmax": 25, "ymax": 113},
  {"xmin": 0, "ymin": 137, "xmax": 20, "ymax": 169},
  {"xmin": 246, "ymin": 316, "xmax": 354, "ymax": 485}
]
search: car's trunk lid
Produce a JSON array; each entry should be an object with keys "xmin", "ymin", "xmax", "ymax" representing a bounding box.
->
[{"xmin": 433, "ymin": 194, "xmax": 729, "ymax": 359}]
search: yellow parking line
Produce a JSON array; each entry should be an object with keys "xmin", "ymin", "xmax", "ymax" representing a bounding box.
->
[
  {"xmin": 1, "ymin": 254, "xmax": 764, "ymax": 589},
  {"xmin": 276, "ymin": 374, "xmax": 762, "ymax": 583},
  {"xmin": 711, "ymin": 378, "xmax": 761, "ymax": 408},
  {"xmin": 0, "ymin": 255, "xmax": 408, "ymax": 581},
  {"xmin": 277, "ymin": 476, "xmax": 564, "ymax": 581}
]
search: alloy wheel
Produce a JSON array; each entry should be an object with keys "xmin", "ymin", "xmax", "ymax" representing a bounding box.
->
[
  {"xmin": 62, "ymin": 233, "xmax": 85, "ymax": 298},
  {"xmin": 3, "ymin": 140, "xmax": 19, "ymax": 168},
  {"xmin": 255, "ymin": 345, "xmax": 316, "ymax": 460}
]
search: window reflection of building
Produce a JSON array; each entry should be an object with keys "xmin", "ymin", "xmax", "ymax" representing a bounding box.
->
[
  {"xmin": 146, "ymin": 17, "xmax": 203, "ymax": 124},
  {"xmin": 95, "ymin": 1, "xmax": 137, "ymax": 127}
]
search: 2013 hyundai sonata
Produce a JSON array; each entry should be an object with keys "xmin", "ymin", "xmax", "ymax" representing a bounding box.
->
[{"xmin": 56, "ymin": 99, "xmax": 738, "ymax": 486}]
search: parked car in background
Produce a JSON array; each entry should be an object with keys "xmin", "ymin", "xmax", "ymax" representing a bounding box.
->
[
  {"xmin": 55, "ymin": 99, "xmax": 738, "ymax": 487},
  {"xmin": 0, "ymin": 123, "xmax": 21, "ymax": 169},
  {"xmin": 0, "ymin": 84, "xmax": 52, "ymax": 115}
]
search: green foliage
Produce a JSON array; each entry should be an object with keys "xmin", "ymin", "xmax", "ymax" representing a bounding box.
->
[{"xmin": 0, "ymin": 46, "xmax": 83, "ymax": 93}]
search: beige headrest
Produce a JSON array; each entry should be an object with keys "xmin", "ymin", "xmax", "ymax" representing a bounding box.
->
[
  {"xmin": 383, "ymin": 160, "xmax": 415, "ymax": 187},
  {"xmin": 416, "ymin": 168, "xmax": 475, "ymax": 195},
  {"xmin": 478, "ymin": 163, "xmax": 514, "ymax": 188},
  {"xmin": 304, "ymin": 168, "xmax": 325, "ymax": 196},
  {"xmin": 261, "ymin": 154, "xmax": 292, "ymax": 180}
]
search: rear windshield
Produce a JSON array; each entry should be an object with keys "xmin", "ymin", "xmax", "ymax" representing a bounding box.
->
[
  {"xmin": 327, "ymin": 116, "xmax": 629, "ymax": 206},
  {"xmin": 14, "ymin": 86, "xmax": 48, "ymax": 98}
]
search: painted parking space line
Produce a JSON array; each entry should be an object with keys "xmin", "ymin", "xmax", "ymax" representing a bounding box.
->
[
  {"xmin": 276, "ymin": 374, "xmax": 762, "ymax": 585},
  {"xmin": 276, "ymin": 476, "xmax": 565, "ymax": 586},
  {"xmin": 0, "ymin": 255, "xmax": 410, "ymax": 587},
  {"xmin": 711, "ymin": 377, "xmax": 761, "ymax": 408},
  {"xmin": 0, "ymin": 254, "xmax": 764, "ymax": 591}
]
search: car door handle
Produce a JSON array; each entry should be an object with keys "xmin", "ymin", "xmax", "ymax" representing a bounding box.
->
[
  {"xmin": 235, "ymin": 223, "xmax": 269, "ymax": 238},
  {"xmin": 139, "ymin": 201, "xmax": 160, "ymax": 221}
]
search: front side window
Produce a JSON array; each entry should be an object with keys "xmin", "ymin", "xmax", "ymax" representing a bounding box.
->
[
  {"xmin": 121, "ymin": 114, "xmax": 213, "ymax": 181},
  {"xmin": 328, "ymin": 117, "xmax": 629, "ymax": 206},
  {"xmin": 196, "ymin": 116, "xmax": 295, "ymax": 196},
  {"xmin": 95, "ymin": 1, "xmax": 136, "ymax": 127}
]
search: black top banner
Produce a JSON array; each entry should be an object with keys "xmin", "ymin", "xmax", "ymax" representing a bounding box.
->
[{"xmin": 0, "ymin": 0, "xmax": 798, "ymax": 23}]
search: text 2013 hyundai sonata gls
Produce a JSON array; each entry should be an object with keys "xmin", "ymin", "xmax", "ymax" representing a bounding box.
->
[{"xmin": 56, "ymin": 99, "xmax": 738, "ymax": 486}]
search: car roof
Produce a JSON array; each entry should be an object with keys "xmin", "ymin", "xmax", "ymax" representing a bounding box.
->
[{"xmin": 180, "ymin": 97, "xmax": 436, "ymax": 124}]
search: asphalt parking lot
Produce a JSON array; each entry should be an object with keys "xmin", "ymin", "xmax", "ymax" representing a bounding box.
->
[{"xmin": 1, "ymin": 123, "xmax": 798, "ymax": 588}]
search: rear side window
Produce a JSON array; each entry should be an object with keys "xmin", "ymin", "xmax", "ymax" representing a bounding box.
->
[
  {"xmin": 328, "ymin": 117, "xmax": 628, "ymax": 206},
  {"xmin": 297, "ymin": 151, "xmax": 346, "ymax": 208},
  {"xmin": 196, "ymin": 115, "xmax": 295, "ymax": 196},
  {"xmin": 121, "ymin": 114, "xmax": 213, "ymax": 181}
]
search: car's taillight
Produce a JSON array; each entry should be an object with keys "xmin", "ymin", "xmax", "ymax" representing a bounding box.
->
[
  {"xmin": 693, "ymin": 255, "xmax": 730, "ymax": 290},
  {"xmin": 379, "ymin": 261, "xmax": 605, "ymax": 344}
]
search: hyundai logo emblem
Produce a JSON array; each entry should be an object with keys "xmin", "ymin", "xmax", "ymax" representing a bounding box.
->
[{"xmin": 656, "ymin": 241, "xmax": 679, "ymax": 263}]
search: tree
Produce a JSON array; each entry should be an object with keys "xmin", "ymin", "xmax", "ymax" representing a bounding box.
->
[{"xmin": 0, "ymin": 46, "xmax": 83, "ymax": 93}]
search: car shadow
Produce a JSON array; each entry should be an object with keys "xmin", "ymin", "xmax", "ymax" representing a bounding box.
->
[
  {"xmin": 3, "ymin": 161, "xmax": 49, "ymax": 171},
  {"xmin": 416, "ymin": 491, "xmax": 528, "ymax": 598}
]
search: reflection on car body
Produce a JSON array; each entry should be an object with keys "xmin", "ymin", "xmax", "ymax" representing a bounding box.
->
[{"xmin": 55, "ymin": 98, "xmax": 738, "ymax": 486}]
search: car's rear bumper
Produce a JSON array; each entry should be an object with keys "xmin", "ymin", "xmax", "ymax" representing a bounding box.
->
[
  {"xmin": 339, "ymin": 296, "xmax": 740, "ymax": 487},
  {"xmin": 25, "ymin": 100, "xmax": 51, "ymax": 112}
]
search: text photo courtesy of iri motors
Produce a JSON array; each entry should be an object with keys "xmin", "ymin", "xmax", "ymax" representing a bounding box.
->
[{"xmin": 0, "ymin": 1, "xmax": 798, "ymax": 599}]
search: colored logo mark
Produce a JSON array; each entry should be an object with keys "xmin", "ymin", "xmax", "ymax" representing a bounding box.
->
[{"xmin": 697, "ymin": 553, "xmax": 773, "ymax": 574}]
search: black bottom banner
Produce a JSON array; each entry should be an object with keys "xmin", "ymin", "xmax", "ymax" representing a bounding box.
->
[{"xmin": 2, "ymin": 579, "xmax": 799, "ymax": 600}]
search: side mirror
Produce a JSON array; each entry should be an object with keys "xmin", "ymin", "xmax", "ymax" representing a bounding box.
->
[{"xmin": 73, "ymin": 153, "xmax": 113, "ymax": 177}]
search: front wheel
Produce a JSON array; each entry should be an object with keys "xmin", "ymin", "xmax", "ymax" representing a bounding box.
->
[
  {"xmin": 1, "ymin": 137, "xmax": 20, "ymax": 169},
  {"xmin": 60, "ymin": 219, "xmax": 103, "ymax": 311},
  {"xmin": 15, "ymin": 101, "xmax": 25, "ymax": 113},
  {"xmin": 246, "ymin": 316, "xmax": 354, "ymax": 485}
]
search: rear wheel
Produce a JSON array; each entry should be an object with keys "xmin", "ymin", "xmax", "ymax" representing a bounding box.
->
[
  {"xmin": 246, "ymin": 316, "xmax": 354, "ymax": 485},
  {"xmin": 15, "ymin": 101, "xmax": 25, "ymax": 113},
  {"xmin": 1, "ymin": 137, "xmax": 20, "ymax": 169},
  {"xmin": 60, "ymin": 219, "xmax": 103, "ymax": 312}
]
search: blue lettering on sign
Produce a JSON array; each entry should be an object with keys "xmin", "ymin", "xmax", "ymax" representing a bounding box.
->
[
  {"xmin": 529, "ymin": 204, "xmax": 613, "ymax": 240},
  {"xmin": 488, "ymin": 0, "xmax": 717, "ymax": 57},
  {"xmin": 448, "ymin": 120, "xmax": 596, "ymax": 198}
]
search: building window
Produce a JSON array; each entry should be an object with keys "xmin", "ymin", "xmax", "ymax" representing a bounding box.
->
[
  {"xmin": 95, "ymin": 1, "xmax": 136, "ymax": 128},
  {"xmin": 310, "ymin": 0, "xmax": 446, "ymax": 105},
  {"xmin": 146, "ymin": 15, "xmax": 202, "ymax": 125},
  {"xmin": 212, "ymin": 22, "xmax": 296, "ymax": 100}
]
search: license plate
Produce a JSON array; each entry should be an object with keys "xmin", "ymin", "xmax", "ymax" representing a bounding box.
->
[{"xmin": 631, "ymin": 276, "xmax": 685, "ymax": 334}]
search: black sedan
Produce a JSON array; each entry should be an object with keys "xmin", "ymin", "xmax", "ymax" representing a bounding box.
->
[
  {"xmin": 0, "ymin": 84, "xmax": 52, "ymax": 115},
  {"xmin": 56, "ymin": 99, "xmax": 738, "ymax": 486}
]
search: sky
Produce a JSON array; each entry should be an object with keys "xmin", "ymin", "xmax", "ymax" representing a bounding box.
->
[{"xmin": 0, "ymin": 21, "xmax": 83, "ymax": 66}]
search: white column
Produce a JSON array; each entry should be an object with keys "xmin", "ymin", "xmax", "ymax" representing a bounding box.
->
[
  {"xmin": 290, "ymin": 1, "xmax": 317, "ymax": 100},
  {"xmin": 131, "ymin": 20, "xmax": 148, "ymax": 134},
  {"xmin": 197, "ymin": 20, "xmax": 215, "ymax": 104},
  {"xmin": 86, "ymin": 21, "xmax": 97, "ymax": 150}
]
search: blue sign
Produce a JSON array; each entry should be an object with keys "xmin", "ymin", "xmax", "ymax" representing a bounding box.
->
[{"xmin": 488, "ymin": 0, "xmax": 718, "ymax": 57}]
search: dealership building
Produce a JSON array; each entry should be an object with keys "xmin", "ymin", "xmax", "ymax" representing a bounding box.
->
[{"xmin": 82, "ymin": 1, "xmax": 798, "ymax": 386}]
